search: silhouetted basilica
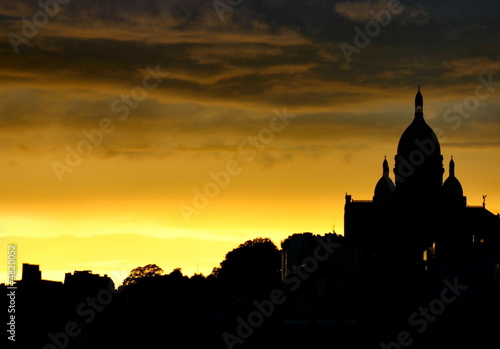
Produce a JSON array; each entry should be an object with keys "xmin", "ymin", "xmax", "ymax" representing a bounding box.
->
[
  {"xmin": 343, "ymin": 87, "xmax": 500, "ymax": 284},
  {"xmin": 281, "ymin": 89, "xmax": 500, "ymax": 348}
]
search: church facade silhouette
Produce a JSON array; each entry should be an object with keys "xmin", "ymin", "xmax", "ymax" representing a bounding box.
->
[
  {"xmin": 279, "ymin": 88, "xmax": 500, "ymax": 347},
  {"xmin": 343, "ymin": 87, "xmax": 500, "ymax": 283},
  {"xmin": 283, "ymin": 87, "xmax": 500, "ymax": 294}
]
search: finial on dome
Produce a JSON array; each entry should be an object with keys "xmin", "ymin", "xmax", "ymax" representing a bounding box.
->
[
  {"xmin": 449, "ymin": 156, "xmax": 455, "ymax": 176},
  {"xmin": 415, "ymin": 86, "xmax": 423, "ymax": 114},
  {"xmin": 382, "ymin": 156, "xmax": 389, "ymax": 173}
]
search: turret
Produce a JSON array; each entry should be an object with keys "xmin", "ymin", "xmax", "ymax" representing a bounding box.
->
[
  {"xmin": 374, "ymin": 157, "xmax": 395, "ymax": 202},
  {"xmin": 442, "ymin": 156, "xmax": 466, "ymax": 207}
]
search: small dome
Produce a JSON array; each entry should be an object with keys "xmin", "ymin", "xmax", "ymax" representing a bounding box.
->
[
  {"xmin": 442, "ymin": 157, "xmax": 463, "ymax": 199},
  {"xmin": 375, "ymin": 176, "xmax": 395, "ymax": 198},
  {"xmin": 442, "ymin": 176, "xmax": 463, "ymax": 198},
  {"xmin": 374, "ymin": 158, "xmax": 395, "ymax": 200}
]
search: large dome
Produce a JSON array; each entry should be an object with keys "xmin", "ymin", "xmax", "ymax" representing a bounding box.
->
[
  {"xmin": 397, "ymin": 86, "xmax": 440, "ymax": 158},
  {"xmin": 394, "ymin": 87, "xmax": 444, "ymax": 195},
  {"xmin": 397, "ymin": 116, "xmax": 441, "ymax": 158}
]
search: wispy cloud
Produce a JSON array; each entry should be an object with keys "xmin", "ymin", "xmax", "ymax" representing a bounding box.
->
[
  {"xmin": 334, "ymin": 0, "xmax": 429, "ymax": 24},
  {"xmin": 334, "ymin": 0, "xmax": 395, "ymax": 22},
  {"xmin": 442, "ymin": 57, "xmax": 500, "ymax": 78}
]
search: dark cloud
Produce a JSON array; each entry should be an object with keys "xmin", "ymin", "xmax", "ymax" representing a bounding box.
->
[{"xmin": 0, "ymin": 0, "xmax": 499, "ymax": 158}]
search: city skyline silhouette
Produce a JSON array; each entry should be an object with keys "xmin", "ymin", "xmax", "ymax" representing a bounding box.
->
[
  {"xmin": 4, "ymin": 88, "xmax": 500, "ymax": 348},
  {"xmin": 2, "ymin": 1, "xmax": 500, "ymax": 348}
]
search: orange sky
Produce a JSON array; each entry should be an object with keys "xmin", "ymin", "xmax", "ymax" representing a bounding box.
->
[{"xmin": 1, "ymin": 0, "xmax": 500, "ymax": 286}]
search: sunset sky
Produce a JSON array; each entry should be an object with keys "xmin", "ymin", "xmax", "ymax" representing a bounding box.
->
[{"xmin": 1, "ymin": 0, "xmax": 500, "ymax": 286}]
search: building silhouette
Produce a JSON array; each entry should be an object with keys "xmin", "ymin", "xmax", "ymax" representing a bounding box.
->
[
  {"xmin": 343, "ymin": 87, "xmax": 500, "ymax": 284},
  {"xmin": 282, "ymin": 88, "xmax": 500, "ymax": 285},
  {"xmin": 16, "ymin": 263, "xmax": 63, "ymax": 289},
  {"xmin": 64, "ymin": 270, "xmax": 114, "ymax": 294},
  {"xmin": 280, "ymin": 88, "xmax": 500, "ymax": 348}
]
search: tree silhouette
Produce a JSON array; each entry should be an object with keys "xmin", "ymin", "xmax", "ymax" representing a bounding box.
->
[
  {"xmin": 167, "ymin": 267, "xmax": 185, "ymax": 280},
  {"xmin": 190, "ymin": 273, "xmax": 206, "ymax": 280},
  {"xmin": 212, "ymin": 237, "xmax": 281, "ymax": 300},
  {"xmin": 122, "ymin": 264, "xmax": 163, "ymax": 286}
]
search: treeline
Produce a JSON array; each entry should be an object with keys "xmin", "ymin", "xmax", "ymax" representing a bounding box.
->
[{"xmin": 4, "ymin": 237, "xmax": 500, "ymax": 349}]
